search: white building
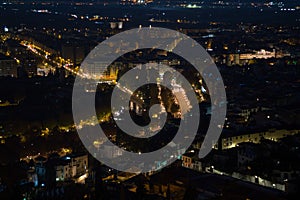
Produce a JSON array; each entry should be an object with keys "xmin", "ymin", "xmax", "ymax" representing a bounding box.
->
[{"xmin": 55, "ymin": 154, "xmax": 88, "ymax": 181}]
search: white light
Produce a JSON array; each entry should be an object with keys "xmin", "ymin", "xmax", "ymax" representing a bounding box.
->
[{"xmin": 201, "ymin": 86, "xmax": 207, "ymax": 93}]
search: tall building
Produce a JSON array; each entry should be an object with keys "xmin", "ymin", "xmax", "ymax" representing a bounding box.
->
[
  {"xmin": 0, "ymin": 53, "xmax": 18, "ymax": 77},
  {"xmin": 62, "ymin": 44, "xmax": 85, "ymax": 67},
  {"xmin": 23, "ymin": 56, "xmax": 38, "ymax": 77}
]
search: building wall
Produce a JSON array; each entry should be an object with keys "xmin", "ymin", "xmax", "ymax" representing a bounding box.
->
[
  {"xmin": 240, "ymin": 49, "xmax": 276, "ymax": 60},
  {"xmin": 182, "ymin": 155, "xmax": 202, "ymax": 171},
  {"xmin": 0, "ymin": 59, "xmax": 18, "ymax": 77},
  {"xmin": 272, "ymin": 170, "xmax": 300, "ymax": 183},
  {"xmin": 55, "ymin": 155, "xmax": 88, "ymax": 181},
  {"xmin": 219, "ymin": 129, "xmax": 300, "ymax": 150}
]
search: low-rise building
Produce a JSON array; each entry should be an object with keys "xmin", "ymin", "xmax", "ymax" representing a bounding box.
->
[
  {"xmin": 181, "ymin": 151, "xmax": 202, "ymax": 172},
  {"xmin": 216, "ymin": 129, "xmax": 300, "ymax": 150},
  {"xmin": 55, "ymin": 154, "xmax": 88, "ymax": 182},
  {"xmin": 34, "ymin": 153, "xmax": 88, "ymax": 186}
]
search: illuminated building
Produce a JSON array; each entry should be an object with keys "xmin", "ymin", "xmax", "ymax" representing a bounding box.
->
[
  {"xmin": 35, "ymin": 154, "xmax": 88, "ymax": 186},
  {"xmin": 215, "ymin": 129, "xmax": 300, "ymax": 150},
  {"xmin": 226, "ymin": 49, "xmax": 277, "ymax": 66},
  {"xmin": 120, "ymin": 0, "xmax": 153, "ymax": 5},
  {"xmin": 83, "ymin": 61, "xmax": 118, "ymax": 81},
  {"xmin": 120, "ymin": 0, "xmax": 137, "ymax": 4},
  {"xmin": 110, "ymin": 22, "xmax": 123, "ymax": 29},
  {"xmin": 110, "ymin": 22, "xmax": 117, "ymax": 29},
  {"xmin": 239, "ymin": 49, "xmax": 276, "ymax": 60},
  {"xmin": 55, "ymin": 154, "xmax": 88, "ymax": 182},
  {"xmin": 206, "ymin": 39, "xmax": 213, "ymax": 51},
  {"xmin": 182, "ymin": 151, "xmax": 202, "ymax": 171},
  {"xmin": 23, "ymin": 57, "xmax": 38, "ymax": 77}
]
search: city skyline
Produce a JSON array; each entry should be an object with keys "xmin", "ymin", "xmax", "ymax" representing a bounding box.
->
[{"xmin": 0, "ymin": 0, "xmax": 300, "ymax": 199}]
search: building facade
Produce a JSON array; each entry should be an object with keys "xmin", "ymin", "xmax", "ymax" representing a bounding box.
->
[
  {"xmin": 0, "ymin": 53, "xmax": 18, "ymax": 77},
  {"xmin": 216, "ymin": 129, "xmax": 300, "ymax": 150}
]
